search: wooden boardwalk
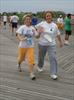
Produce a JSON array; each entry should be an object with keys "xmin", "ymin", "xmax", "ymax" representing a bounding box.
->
[{"xmin": 0, "ymin": 25, "xmax": 74, "ymax": 100}]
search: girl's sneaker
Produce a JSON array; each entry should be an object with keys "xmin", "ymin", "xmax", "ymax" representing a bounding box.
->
[
  {"xmin": 17, "ymin": 64, "xmax": 22, "ymax": 72},
  {"xmin": 30, "ymin": 73, "xmax": 36, "ymax": 80}
]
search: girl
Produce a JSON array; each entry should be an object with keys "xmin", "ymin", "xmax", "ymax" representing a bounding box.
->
[{"xmin": 16, "ymin": 14, "xmax": 38, "ymax": 80}]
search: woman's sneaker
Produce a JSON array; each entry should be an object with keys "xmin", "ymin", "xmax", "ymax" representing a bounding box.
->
[
  {"xmin": 30, "ymin": 73, "xmax": 36, "ymax": 80},
  {"xmin": 64, "ymin": 41, "xmax": 69, "ymax": 45},
  {"xmin": 50, "ymin": 75, "xmax": 58, "ymax": 80}
]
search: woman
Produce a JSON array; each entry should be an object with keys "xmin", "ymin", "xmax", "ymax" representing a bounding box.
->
[
  {"xmin": 57, "ymin": 15, "xmax": 64, "ymax": 34},
  {"xmin": 36, "ymin": 11, "xmax": 63, "ymax": 80},
  {"xmin": 10, "ymin": 13, "xmax": 19, "ymax": 35},
  {"xmin": 64, "ymin": 14, "xmax": 72, "ymax": 45},
  {"xmin": 16, "ymin": 14, "xmax": 38, "ymax": 80}
]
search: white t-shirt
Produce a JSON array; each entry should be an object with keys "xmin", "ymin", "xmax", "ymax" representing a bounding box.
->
[
  {"xmin": 16, "ymin": 25, "xmax": 38, "ymax": 48},
  {"xmin": 3, "ymin": 15, "xmax": 7, "ymax": 22},
  {"xmin": 36, "ymin": 21, "xmax": 60, "ymax": 46},
  {"xmin": 57, "ymin": 17, "xmax": 64, "ymax": 24},
  {"xmin": 10, "ymin": 15, "xmax": 19, "ymax": 23}
]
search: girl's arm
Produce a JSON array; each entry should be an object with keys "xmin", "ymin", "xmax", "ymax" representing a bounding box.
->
[{"xmin": 16, "ymin": 33, "xmax": 27, "ymax": 41}]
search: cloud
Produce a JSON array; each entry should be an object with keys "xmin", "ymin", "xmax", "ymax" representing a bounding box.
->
[{"xmin": 0, "ymin": 0, "xmax": 74, "ymax": 13}]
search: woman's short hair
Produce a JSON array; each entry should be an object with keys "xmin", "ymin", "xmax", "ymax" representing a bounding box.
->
[
  {"xmin": 43, "ymin": 11, "xmax": 53, "ymax": 19},
  {"xmin": 67, "ymin": 13, "xmax": 71, "ymax": 18}
]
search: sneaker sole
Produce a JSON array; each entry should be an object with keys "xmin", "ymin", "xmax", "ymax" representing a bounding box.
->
[
  {"xmin": 51, "ymin": 77, "xmax": 58, "ymax": 80},
  {"xmin": 31, "ymin": 77, "xmax": 36, "ymax": 80}
]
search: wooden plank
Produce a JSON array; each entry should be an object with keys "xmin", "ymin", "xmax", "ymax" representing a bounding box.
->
[{"xmin": 0, "ymin": 25, "xmax": 74, "ymax": 100}]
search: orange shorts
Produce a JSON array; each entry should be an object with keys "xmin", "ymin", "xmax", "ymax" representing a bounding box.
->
[{"xmin": 18, "ymin": 48, "xmax": 35, "ymax": 65}]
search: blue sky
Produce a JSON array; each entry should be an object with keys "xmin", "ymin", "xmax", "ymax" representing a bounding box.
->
[{"xmin": 0, "ymin": 0, "xmax": 74, "ymax": 14}]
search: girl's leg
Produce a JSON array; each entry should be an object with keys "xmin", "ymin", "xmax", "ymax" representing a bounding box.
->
[
  {"xmin": 27, "ymin": 48, "xmax": 36, "ymax": 80},
  {"xmin": 17, "ymin": 48, "xmax": 26, "ymax": 72}
]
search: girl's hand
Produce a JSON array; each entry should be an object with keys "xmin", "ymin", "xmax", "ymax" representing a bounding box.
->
[{"xmin": 21, "ymin": 36, "xmax": 27, "ymax": 41}]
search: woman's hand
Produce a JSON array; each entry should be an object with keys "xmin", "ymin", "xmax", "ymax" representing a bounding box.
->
[{"xmin": 37, "ymin": 26, "xmax": 45, "ymax": 33}]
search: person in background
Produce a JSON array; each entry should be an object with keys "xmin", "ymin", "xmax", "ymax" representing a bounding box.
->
[
  {"xmin": 36, "ymin": 11, "xmax": 63, "ymax": 80},
  {"xmin": 3, "ymin": 13, "xmax": 7, "ymax": 29},
  {"xmin": 0, "ymin": 15, "xmax": 2, "ymax": 30},
  {"xmin": 8, "ymin": 15, "xmax": 12, "ymax": 28},
  {"xmin": 57, "ymin": 15, "xmax": 64, "ymax": 34},
  {"xmin": 32, "ymin": 14, "xmax": 38, "ymax": 26},
  {"xmin": 10, "ymin": 13, "xmax": 19, "ymax": 35},
  {"xmin": 16, "ymin": 14, "xmax": 38, "ymax": 80},
  {"xmin": 64, "ymin": 14, "xmax": 72, "ymax": 45}
]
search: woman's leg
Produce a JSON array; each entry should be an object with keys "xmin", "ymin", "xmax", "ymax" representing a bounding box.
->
[
  {"xmin": 48, "ymin": 46, "xmax": 58, "ymax": 75},
  {"xmin": 64, "ymin": 30, "xmax": 71, "ymax": 45},
  {"xmin": 38, "ymin": 44, "xmax": 48, "ymax": 69},
  {"xmin": 65, "ymin": 33, "xmax": 69, "ymax": 41}
]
